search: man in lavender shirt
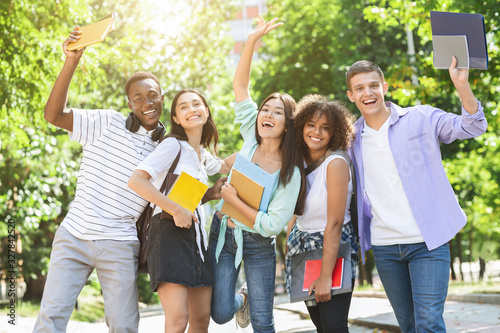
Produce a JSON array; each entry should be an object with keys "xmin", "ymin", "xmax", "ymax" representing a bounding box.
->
[{"xmin": 346, "ymin": 58, "xmax": 487, "ymax": 332}]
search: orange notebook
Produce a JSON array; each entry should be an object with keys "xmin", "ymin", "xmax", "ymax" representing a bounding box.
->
[
  {"xmin": 67, "ymin": 13, "xmax": 116, "ymax": 51},
  {"xmin": 220, "ymin": 169, "xmax": 264, "ymax": 228},
  {"xmin": 302, "ymin": 257, "xmax": 344, "ymax": 291}
]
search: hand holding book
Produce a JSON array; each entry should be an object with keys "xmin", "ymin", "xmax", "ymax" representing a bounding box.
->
[
  {"xmin": 219, "ymin": 154, "xmax": 276, "ymax": 228},
  {"xmin": 304, "ymin": 257, "xmax": 345, "ymax": 303},
  {"xmin": 67, "ymin": 13, "xmax": 116, "ymax": 51},
  {"xmin": 62, "ymin": 26, "xmax": 85, "ymax": 58},
  {"xmin": 162, "ymin": 171, "xmax": 208, "ymax": 228},
  {"xmin": 307, "ymin": 275, "xmax": 333, "ymax": 303},
  {"xmin": 220, "ymin": 169, "xmax": 264, "ymax": 228}
]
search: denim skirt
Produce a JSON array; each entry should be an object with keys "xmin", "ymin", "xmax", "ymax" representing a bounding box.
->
[{"xmin": 147, "ymin": 213, "xmax": 213, "ymax": 292}]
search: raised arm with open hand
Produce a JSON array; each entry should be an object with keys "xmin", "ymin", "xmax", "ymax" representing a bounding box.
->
[{"xmin": 233, "ymin": 15, "xmax": 283, "ymax": 103}]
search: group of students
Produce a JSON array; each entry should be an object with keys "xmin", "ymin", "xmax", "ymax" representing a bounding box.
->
[{"xmin": 34, "ymin": 15, "xmax": 487, "ymax": 333}]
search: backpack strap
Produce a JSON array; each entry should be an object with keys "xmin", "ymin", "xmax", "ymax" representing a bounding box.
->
[{"xmin": 151, "ymin": 141, "xmax": 181, "ymax": 210}]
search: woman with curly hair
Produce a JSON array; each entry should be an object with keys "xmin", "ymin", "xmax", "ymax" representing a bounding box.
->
[{"xmin": 286, "ymin": 94, "xmax": 360, "ymax": 332}]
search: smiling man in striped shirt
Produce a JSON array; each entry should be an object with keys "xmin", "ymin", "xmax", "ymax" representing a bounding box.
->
[{"xmin": 33, "ymin": 28, "xmax": 167, "ymax": 333}]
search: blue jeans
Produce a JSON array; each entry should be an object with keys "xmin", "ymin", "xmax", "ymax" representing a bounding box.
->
[
  {"xmin": 372, "ymin": 242, "xmax": 450, "ymax": 333},
  {"xmin": 209, "ymin": 213, "xmax": 277, "ymax": 333}
]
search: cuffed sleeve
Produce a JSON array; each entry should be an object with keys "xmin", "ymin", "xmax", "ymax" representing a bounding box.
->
[
  {"xmin": 204, "ymin": 152, "xmax": 223, "ymax": 176},
  {"xmin": 135, "ymin": 137, "xmax": 180, "ymax": 181},
  {"xmin": 69, "ymin": 109, "xmax": 115, "ymax": 147},
  {"xmin": 253, "ymin": 167, "xmax": 302, "ymax": 237}
]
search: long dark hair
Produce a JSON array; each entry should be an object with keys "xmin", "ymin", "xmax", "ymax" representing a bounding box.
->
[
  {"xmin": 256, "ymin": 92, "xmax": 306, "ymax": 215},
  {"xmin": 167, "ymin": 89, "xmax": 219, "ymax": 154}
]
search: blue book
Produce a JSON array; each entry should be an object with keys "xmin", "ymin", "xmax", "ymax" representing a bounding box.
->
[
  {"xmin": 232, "ymin": 153, "xmax": 277, "ymax": 212},
  {"xmin": 430, "ymin": 11, "xmax": 488, "ymax": 70}
]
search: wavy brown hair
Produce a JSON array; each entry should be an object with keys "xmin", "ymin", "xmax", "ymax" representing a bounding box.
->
[
  {"xmin": 167, "ymin": 89, "xmax": 219, "ymax": 154},
  {"xmin": 293, "ymin": 94, "xmax": 355, "ymax": 159}
]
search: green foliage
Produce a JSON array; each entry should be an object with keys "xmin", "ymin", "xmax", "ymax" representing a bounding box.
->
[
  {"xmin": 0, "ymin": 0, "xmax": 87, "ymax": 298},
  {"xmin": 69, "ymin": 300, "xmax": 105, "ymax": 323},
  {"xmin": 255, "ymin": 0, "xmax": 405, "ymax": 108},
  {"xmin": 137, "ymin": 273, "xmax": 159, "ymax": 305}
]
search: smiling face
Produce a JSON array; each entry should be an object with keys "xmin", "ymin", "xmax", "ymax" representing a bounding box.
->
[
  {"xmin": 303, "ymin": 111, "xmax": 332, "ymax": 156},
  {"xmin": 172, "ymin": 92, "xmax": 209, "ymax": 132},
  {"xmin": 347, "ymin": 71, "xmax": 389, "ymax": 125},
  {"xmin": 127, "ymin": 78, "xmax": 164, "ymax": 131},
  {"xmin": 257, "ymin": 97, "xmax": 287, "ymax": 140}
]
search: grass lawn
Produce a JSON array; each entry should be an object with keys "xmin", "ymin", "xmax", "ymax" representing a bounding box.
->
[
  {"xmin": 448, "ymin": 280, "xmax": 500, "ymax": 294},
  {"xmin": 355, "ymin": 279, "xmax": 500, "ymax": 295}
]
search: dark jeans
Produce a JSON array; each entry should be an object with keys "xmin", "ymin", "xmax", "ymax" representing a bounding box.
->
[{"xmin": 305, "ymin": 279, "xmax": 354, "ymax": 333}]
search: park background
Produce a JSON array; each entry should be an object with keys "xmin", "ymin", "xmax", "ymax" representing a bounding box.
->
[{"xmin": 1, "ymin": 0, "xmax": 499, "ymax": 322}]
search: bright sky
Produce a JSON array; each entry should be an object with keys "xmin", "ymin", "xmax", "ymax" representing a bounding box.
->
[{"xmin": 145, "ymin": 0, "xmax": 191, "ymax": 37}]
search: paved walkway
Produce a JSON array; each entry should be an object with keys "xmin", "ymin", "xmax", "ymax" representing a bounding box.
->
[
  {"xmin": 2, "ymin": 293, "xmax": 499, "ymax": 332},
  {"xmin": 276, "ymin": 292, "xmax": 500, "ymax": 333}
]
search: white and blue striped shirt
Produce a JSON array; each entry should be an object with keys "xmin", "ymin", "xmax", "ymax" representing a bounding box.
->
[{"xmin": 62, "ymin": 108, "xmax": 157, "ymax": 240}]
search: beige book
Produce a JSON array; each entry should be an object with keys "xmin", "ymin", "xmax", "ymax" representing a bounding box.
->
[
  {"xmin": 220, "ymin": 169, "xmax": 264, "ymax": 229},
  {"xmin": 432, "ymin": 35, "xmax": 469, "ymax": 69},
  {"xmin": 67, "ymin": 13, "xmax": 116, "ymax": 51}
]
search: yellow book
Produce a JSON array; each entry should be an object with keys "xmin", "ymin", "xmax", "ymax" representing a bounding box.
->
[
  {"xmin": 164, "ymin": 171, "xmax": 209, "ymax": 216},
  {"xmin": 67, "ymin": 13, "xmax": 116, "ymax": 51},
  {"xmin": 220, "ymin": 169, "xmax": 264, "ymax": 229}
]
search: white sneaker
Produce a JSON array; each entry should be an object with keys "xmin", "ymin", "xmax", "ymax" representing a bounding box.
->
[{"xmin": 235, "ymin": 282, "xmax": 250, "ymax": 328}]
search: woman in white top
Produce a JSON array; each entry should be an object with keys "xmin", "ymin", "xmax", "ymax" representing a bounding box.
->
[
  {"xmin": 286, "ymin": 94, "xmax": 359, "ymax": 333},
  {"xmin": 128, "ymin": 89, "xmax": 231, "ymax": 333}
]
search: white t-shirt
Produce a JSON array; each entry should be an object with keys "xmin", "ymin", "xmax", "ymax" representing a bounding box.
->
[
  {"xmin": 296, "ymin": 155, "xmax": 353, "ymax": 232},
  {"xmin": 361, "ymin": 117, "xmax": 424, "ymax": 245},
  {"xmin": 135, "ymin": 137, "xmax": 222, "ymax": 217},
  {"xmin": 135, "ymin": 137, "xmax": 222, "ymax": 258},
  {"xmin": 62, "ymin": 109, "xmax": 157, "ymax": 241}
]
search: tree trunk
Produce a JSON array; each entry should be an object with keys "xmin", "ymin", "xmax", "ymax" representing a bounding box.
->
[
  {"xmin": 365, "ymin": 250, "xmax": 374, "ymax": 285},
  {"xmin": 357, "ymin": 249, "xmax": 374, "ymax": 286},
  {"xmin": 456, "ymin": 232, "xmax": 465, "ymax": 281},
  {"xmin": 275, "ymin": 232, "xmax": 287, "ymax": 293},
  {"xmin": 23, "ymin": 273, "xmax": 46, "ymax": 301},
  {"xmin": 468, "ymin": 222, "xmax": 474, "ymax": 282},
  {"xmin": 449, "ymin": 240, "xmax": 457, "ymax": 281},
  {"xmin": 358, "ymin": 252, "xmax": 367, "ymax": 286}
]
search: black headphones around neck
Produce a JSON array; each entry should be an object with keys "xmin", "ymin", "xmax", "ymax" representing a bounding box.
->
[{"xmin": 125, "ymin": 112, "xmax": 166, "ymax": 142}]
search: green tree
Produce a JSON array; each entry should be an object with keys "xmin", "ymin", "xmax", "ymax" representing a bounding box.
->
[{"xmin": 0, "ymin": 0, "xmax": 88, "ymax": 300}]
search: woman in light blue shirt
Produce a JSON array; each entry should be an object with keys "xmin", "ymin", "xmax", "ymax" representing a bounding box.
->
[{"xmin": 209, "ymin": 16, "xmax": 306, "ymax": 332}]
